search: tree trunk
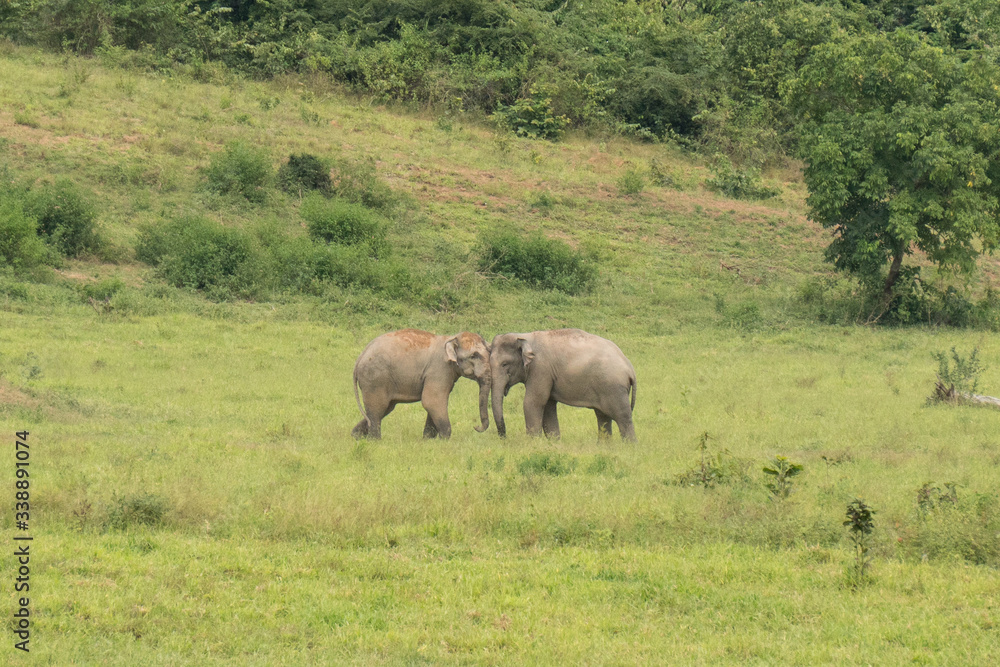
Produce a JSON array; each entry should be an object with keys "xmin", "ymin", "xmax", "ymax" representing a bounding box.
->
[{"xmin": 882, "ymin": 246, "xmax": 905, "ymax": 298}]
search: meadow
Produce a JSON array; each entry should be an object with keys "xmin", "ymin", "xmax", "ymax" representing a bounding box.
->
[{"xmin": 1, "ymin": 46, "xmax": 999, "ymax": 664}]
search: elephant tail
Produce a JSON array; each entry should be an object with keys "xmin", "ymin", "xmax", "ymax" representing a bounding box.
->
[
  {"xmin": 353, "ymin": 363, "xmax": 370, "ymax": 429},
  {"xmin": 629, "ymin": 374, "xmax": 636, "ymax": 411}
]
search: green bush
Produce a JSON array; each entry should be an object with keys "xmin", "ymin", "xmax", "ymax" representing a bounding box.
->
[
  {"xmin": 478, "ymin": 229, "xmax": 596, "ymax": 294},
  {"xmin": 705, "ymin": 155, "xmax": 779, "ymax": 201},
  {"xmin": 277, "ymin": 153, "xmax": 331, "ymax": 195},
  {"xmin": 329, "ymin": 157, "xmax": 399, "ymax": 212},
  {"xmin": 495, "ymin": 89, "xmax": 571, "ymax": 140},
  {"xmin": 203, "ymin": 141, "xmax": 273, "ymax": 202},
  {"xmin": 24, "ymin": 179, "xmax": 101, "ymax": 256},
  {"xmin": 300, "ymin": 194, "xmax": 387, "ymax": 256},
  {"xmin": 136, "ymin": 217, "xmax": 268, "ymax": 300},
  {"xmin": 266, "ymin": 234, "xmax": 429, "ymax": 304},
  {"xmin": 617, "ymin": 168, "xmax": 646, "ymax": 196},
  {"xmin": 0, "ymin": 199, "xmax": 51, "ymax": 270}
]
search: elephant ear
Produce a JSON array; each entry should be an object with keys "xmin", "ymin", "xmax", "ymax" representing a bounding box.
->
[
  {"xmin": 517, "ymin": 337, "xmax": 535, "ymax": 368},
  {"xmin": 445, "ymin": 336, "xmax": 459, "ymax": 363}
]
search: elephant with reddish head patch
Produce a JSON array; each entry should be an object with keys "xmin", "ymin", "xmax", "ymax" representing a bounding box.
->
[
  {"xmin": 490, "ymin": 328, "xmax": 636, "ymax": 441},
  {"xmin": 352, "ymin": 329, "xmax": 491, "ymax": 439}
]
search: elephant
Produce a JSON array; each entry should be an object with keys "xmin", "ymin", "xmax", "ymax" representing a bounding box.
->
[
  {"xmin": 490, "ymin": 329, "xmax": 637, "ymax": 442},
  {"xmin": 352, "ymin": 329, "xmax": 491, "ymax": 439}
]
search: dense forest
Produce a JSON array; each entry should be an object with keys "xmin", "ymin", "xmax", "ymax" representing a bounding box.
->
[{"xmin": 3, "ymin": 0, "xmax": 1000, "ymax": 324}]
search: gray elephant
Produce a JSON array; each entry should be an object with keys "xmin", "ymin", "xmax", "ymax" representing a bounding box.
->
[
  {"xmin": 490, "ymin": 329, "xmax": 637, "ymax": 441},
  {"xmin": 352, "ymin": 329, "xmax": 491, "ymax": 439}
]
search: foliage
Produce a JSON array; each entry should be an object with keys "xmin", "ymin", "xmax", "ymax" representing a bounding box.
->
[
  {"xmin": 23, "ymin": 178, "xmax": 101, "ymax": 256},
  {"xmin": 136, "ymin": 216, "xmax": 268, "ymax": 300},
  {"xmin": 495, "ymin": 88, "xmax": 570, "ymax": 141},
  {"xmin": 477, "ymin": 229, "xmax": 596, "ymax": 294},
  {"xmin": 844, "ymin": 498, "xmax": 876, "ymax": 586},
  {"xmin": 617, "ymin": 168, "xmax": 646, "ymax": 196},
  {"xmin": 203, "ymin": 141, "xmax": 273, "ymax": 202},
  {"xmin": 788, "ymin": 29, "xmax": 1000, "ymax": 296},
  {"xmin": 705, "ymin": 155, "xmax": 778, "ymax": 200},
  {"xmin": 328, "ymin": 157, "xmax": 398, "ymax": 212},
  {"xmin": 930, "ymin": 346, "xmax": 986, "ymax": 397},
  {"xmin": 674, "ymin": 432, "xmax": 750, "ymax": 488},
  {"xmin": 916, "ymin": 481, "xmax": 959, "ymax": 517},
  {"xmin": 0, "ymin": 198, "xmax": 52, "ymax": 270},
  {"xmin": 277, "ymin": 153, "xmax": 331, "ymax": 195},
  {"xmin": 762, "ymin": 455, "xmax": 804, "ymax": 500},
  {"xmin": 300, "ymin": 194, "xmax": 387, "ymax": 257}
]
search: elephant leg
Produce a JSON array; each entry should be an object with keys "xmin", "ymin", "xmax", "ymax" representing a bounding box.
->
[
  {"xmin": 542, "ymin": 399, "xmax": 560, "ymax": 439},
  {"xmin": 522, "ymin": 383, "xmax": 551, "ymax": 437},
  {"xmin": 356, "ymin": 394, "xmax": 394, "ymax": 440},
  {"xmin": 595, "ymin": 409, "xmax": 613, "ymax": 440},
  {"xmin": 421, "ymin": 387, "xmax": 452, "ymax": 439},
  {"xmin": 617, "ymin": 417, "xmax": 637, "ymax": 443},
  {"xmin": 422, "ymin": 413, "xmax": 439, "ymax": 439}
]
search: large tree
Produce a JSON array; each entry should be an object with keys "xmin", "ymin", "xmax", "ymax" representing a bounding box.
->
[{"xmin": 786, "ymin": 28, "xmax": 1000, "ymax": 299}]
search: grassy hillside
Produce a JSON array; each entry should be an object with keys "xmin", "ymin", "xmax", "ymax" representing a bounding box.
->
[{"xmin": 2, "ymin": 47, "xmax": 1000, "ymax": 664}]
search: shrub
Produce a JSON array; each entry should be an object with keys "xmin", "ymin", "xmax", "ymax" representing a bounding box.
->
[
  {"xmin": 0, "ymin": 199, "xmax": 51, "ymax": 270},
  {"xmin": 136, "ymin": 217, "xmax": 268, "ymax": 300},
  {"xmin": 478, "ymin": 229, "xmax": 596, "ymax": 294},
  {"xmin": 203, "ymin": 141, "xmax": 272, "ymax": 202},
  {"xmin": 495, "ymin": 88, "xmax": 571, "ymax": 140},
  {"xmin": 844, "ymin": 499, "xmax": 876, "ymax": 586},
  {"xmin": 329, "ymin": 158, "xmax": 398, "ymax": 212},
  {"xmin": 705, "ymin": 155, "xmax": 779, "ymax": 200},
  {"xmin": 24, "ymin": 179, "xmax": 101, "ymax": 256},
  {"xmin": 673, "ymin": 432, "xmax": 751, "ymax": 488},
  {"xmin": 617, "ymin": 168, "xmax": 646, "ymax": 196},
  {"xmin": 82, "ymin": 276, "xmax": 126, "ymax": 303},
  {"xmin": 269, "ymin": 235, "xmax": 427, "ymax": 303},
  {"xmin": 762, "ymin": 456, "xmax": 804, "ymax": 500},
  {"xmin": 300, "ymin": 194, "xmax": 387, "ymax": 256},
  {"xmin": 277, "ymin": 153, "xmax": 331, "ymax": 195}
]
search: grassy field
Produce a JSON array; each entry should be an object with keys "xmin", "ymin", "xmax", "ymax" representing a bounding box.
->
[{"xmin": 2, "ymin": 46, "xmax": 1000, "ymax": 664}]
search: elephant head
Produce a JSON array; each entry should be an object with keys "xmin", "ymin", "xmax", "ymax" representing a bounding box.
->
[
  {"xmin": 488, "ymin": 333, "xmax": 533, "ymax": 437},
  {"xmin": 445, "ymin": 332, "xmax": 492, "ymax": 433}
]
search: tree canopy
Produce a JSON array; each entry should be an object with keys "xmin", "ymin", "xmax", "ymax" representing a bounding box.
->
[{"xmin": 787, "ymin": 29, "xmax": 1000, "ymax": 298}]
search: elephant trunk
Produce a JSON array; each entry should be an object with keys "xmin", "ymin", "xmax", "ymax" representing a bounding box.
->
[
  {"xmin": 492, "ymin": 377, "xmax": 506, "ymax": 438},
  {"xmin": 473, "ymin": 378, "xmax": 490, "ymax": 433}
]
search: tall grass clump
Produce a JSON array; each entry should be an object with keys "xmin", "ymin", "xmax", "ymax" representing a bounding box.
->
[
  {"xmin": 106, "ymin": 492, "xmax": 171, "ymax": 531},
  {"xmin": 136, "ymin": 216, "xmax": 268, "ymax": 300},
  {"xmin": 300, "ymin": 194, "xmax": 387, "ymax": 256},
  {"xmin": 203, "ymin": 141, "xmax": 273, "ymax": 202},
  {"xmin": 24, "ymin": 179, "xmax": 102, "ymax": 256},
  {"xmin": 478, "ymin": 229, "xmax": 596, "ymax": 294}
]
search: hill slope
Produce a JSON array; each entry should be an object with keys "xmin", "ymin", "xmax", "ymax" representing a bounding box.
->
[{"xmin": 3, "ymin": 47, "xmax": 1000, "ymax": 665}]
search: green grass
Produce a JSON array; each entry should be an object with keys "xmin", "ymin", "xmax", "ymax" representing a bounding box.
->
[{"xmin": 2, "ymin": 45, "xmax": 1000, "ymax": 663}]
